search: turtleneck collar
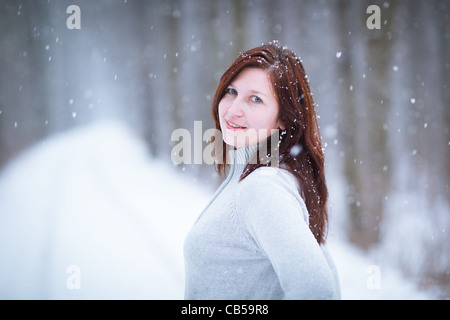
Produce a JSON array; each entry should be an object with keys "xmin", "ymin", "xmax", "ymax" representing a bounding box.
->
[
  {"xmin": 233, "ymin": 143, "xmax": 259, "ymax": 165},
  {"xmin": 226, "ymin": 143, "xmax": 260, "ymax": 178}
]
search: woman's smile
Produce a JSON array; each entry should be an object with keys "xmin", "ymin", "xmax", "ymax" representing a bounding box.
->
[{"xmin": 224, "ymin": 119, "xmax": 247, "ymax": 130}]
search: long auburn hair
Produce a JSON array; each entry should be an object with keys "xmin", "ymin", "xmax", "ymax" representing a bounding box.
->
[{"xmin": 211, "ymin": 41, "xmax": 329, "ymax": 245}]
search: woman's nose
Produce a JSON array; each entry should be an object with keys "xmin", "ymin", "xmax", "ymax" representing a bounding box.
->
[{"xmin": 227, "ymin": 98, "xmax": 245, "ymax": 117}]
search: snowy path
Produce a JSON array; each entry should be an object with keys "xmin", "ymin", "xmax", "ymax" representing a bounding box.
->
[
  {"xmin": 0, "ymin": 121, "xmax": 435, "ymax": 299},
  {"xmin": 327, "ymin": 240, "xmax": 433, "ymax": 299}
]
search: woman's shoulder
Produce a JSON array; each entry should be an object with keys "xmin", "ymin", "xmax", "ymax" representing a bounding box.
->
[
  {"xmin": 235, "ymin": 166, "xmax": 308, "ymax": 222},
  {"xmin": 239, "ymin": 166, "xmax": 299, "ymax": 192}
]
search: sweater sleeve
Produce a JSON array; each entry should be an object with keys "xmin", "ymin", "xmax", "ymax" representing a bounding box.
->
[{"xmin": 234, "ymin": 167, "xmax": 338, "ymax": 300}]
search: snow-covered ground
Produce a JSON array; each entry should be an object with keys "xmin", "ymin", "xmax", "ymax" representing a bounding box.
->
[{"xmin": 0, "ymin": 121, "xmax": 437, "ymax": 299}]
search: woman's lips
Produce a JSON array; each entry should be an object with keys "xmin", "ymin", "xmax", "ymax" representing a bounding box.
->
[{"xmin": 225, "ymin": 119, "xmax": 247, "ymax": 130}]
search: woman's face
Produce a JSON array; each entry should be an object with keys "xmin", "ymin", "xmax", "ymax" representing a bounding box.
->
[{"xmin": 218, "ymin": 67, "xmax": 284, "ymax": 149}]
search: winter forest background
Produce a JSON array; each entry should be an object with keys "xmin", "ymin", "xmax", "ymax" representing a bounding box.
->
[{"xmin": 0, "ymin": 0, "xmax": 449, "ymax": 299}]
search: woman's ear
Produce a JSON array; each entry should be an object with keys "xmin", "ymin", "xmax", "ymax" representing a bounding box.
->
[{"xmin": 277, "ymin": 120, "xmax": 286, "ymax": 131}]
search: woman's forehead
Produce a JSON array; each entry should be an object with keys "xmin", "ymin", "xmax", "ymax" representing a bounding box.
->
[{"xmin": 231, "ymin": 68, "xmax": 271, "ymax": 87}]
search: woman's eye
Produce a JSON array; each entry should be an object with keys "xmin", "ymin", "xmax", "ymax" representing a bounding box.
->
[
  {"xmin": 226, "ymin": 88, "xmax": 237, "ymax": 95},
  {"xmin": 251, "ymin": 95, "xmax": 262, "ymax": 103}
]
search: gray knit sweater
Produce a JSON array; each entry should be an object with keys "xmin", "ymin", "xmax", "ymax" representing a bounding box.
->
[{"xmin": 184, "ymin": 144, "xmax": 341, "ymax": 300}]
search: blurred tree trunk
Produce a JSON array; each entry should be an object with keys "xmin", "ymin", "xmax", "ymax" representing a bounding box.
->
[
  {"xmin": 335, "ymin": 1, "xmax": 364, "ymax": 248},
  {"xmin": 405, "ymin": 0, "xmax": 450, "ymax": 293},
  {"xmin": 336, "ymin": 1, "xmax": 392, "ymax": 250},
  {"xmin": 131, "ymin": 1, "xmax": 158, "ymax": 156},
  {"xmin": 440, "ymin": 0, "xmax": 450, "ymax": 203},
  {"xmin": 358, "ymin": 0, "xmax": 393, "ymax": 248},
  {"xmin": 165, "ymin": 0, "xmax": 182, "ymax": 134},
  {"xmin": 231, "ymin": 0, "xmax": 246, "ymax": 56},
  {"xmin": 0, "ymin": 1, "xmax": 51, "ymax": 168}
]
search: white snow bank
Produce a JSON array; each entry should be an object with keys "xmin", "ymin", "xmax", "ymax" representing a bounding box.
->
[
  {"xmin": 0, "ymin": 121, "xmax": 436, "ymax": 299},
  {"xmin": 327, "ymin": 240, "xmax": 434, "ymax": 299},
  {"xmin": 0, "ymin": 121, "xmax": 209, "ymax": 299}
]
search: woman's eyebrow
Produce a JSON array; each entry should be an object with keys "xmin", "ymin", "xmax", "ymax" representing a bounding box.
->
[
  {"xmin": 228, "ymin": 82, "xmax": 270, "ymax": 98},
  {"xmin": 249, "ymin": 89, "xmax": 269, "ymax": 98}
]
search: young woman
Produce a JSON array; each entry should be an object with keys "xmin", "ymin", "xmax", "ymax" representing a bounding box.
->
[{"xmin": 184, "ymin": 41, "xmax": 341, "ymax": 299}]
